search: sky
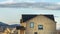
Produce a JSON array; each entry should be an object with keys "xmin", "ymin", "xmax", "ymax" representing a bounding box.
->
[
  {"xmin": 0, "ymin": 8, "xmax": 60, "ymax": 29},
  {"xmin": 0, "ymin": 0, "xmax": 60, "ymax": 29},
  {"xmin": 0, "ymin": 0, "xmax": 60, "ymax": 2},
  {"xmin": 0, "ymin": 0, "xmax": 60, "ymax": 4}
]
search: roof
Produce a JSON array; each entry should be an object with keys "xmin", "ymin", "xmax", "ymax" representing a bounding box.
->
[
  {"xmin": 16, "ymin": 26, "xmax": 25, "ymax": 30},
  {"xmin": 20, "ymin": 14, "xmax": 55, "ymax": 23}
]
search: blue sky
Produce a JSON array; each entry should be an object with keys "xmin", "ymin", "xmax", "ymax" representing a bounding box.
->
[
  {"xmin": 0, "ymin": 8, "xmax": 20, "ymax": 24},
  {"xmin": 0, "ymin": 0, "xmax": 60, "ymax": 3}
]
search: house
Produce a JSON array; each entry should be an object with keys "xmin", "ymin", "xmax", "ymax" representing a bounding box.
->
[
  {"xmin": 3, "ymin": 28, "xmax": 11, "ymax": 34},
  {"xmin": 0, "ymin": 26, "xmax": 7, "ymax": 34},
  {"xmin": 3, "ymin": 27, "xmax": 17, "ymax": 34},
  {"xmin": 0, "ymin": 26, "xmax": 4, "ymax": 32},
  {"xmin": 17, "ymin": 14, "xmax": 56, "ymax": 34},
  {"xmin": 0, "ymin": 26, "xmax": 4, "ymax": 34}
]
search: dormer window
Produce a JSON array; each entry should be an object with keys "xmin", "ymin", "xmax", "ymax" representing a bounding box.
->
[{"xmin": 30, "ymin": 22, "xmax": 34, "ymax": 28}]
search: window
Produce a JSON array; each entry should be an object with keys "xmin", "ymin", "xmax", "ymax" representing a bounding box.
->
[
  {"xmin": 38, "ymin": 25, "xmax": 43, "ymax": 30},
  {"xmin": 30, "ymin": 22, "xmax": 34, "ymax": 28},
  {"xmin": 34, "ymin": 32, "xmax": 37, "ymax": 34}
]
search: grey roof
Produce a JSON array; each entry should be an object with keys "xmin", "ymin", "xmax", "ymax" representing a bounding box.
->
[
  {"xmin": 16, "ymin": 26, "xmax": 25, "ymax": 30},
  {"xmin": 20, "ymin": 14, "xmax": 55, "ymax": 23}
]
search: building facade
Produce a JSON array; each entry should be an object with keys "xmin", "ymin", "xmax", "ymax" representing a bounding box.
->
[{"xmin": 18, "ymin": 14, "xmax": 56, "ymax": 34}]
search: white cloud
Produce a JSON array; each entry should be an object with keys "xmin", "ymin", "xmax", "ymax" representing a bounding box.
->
[
  {"xmin": 0, "ymin": 1, "xmax": 60, "ymax": 10},
  {"xmin": 0, "ymin": 0, "xmax": 16, "ymax": 4},
  {"xmin": 0, "ymin": 0, "xmax": 37, "ymax": 4},
  {"xmin": 15, "ymin": 0, "xmax": 37, "ymax": 3}
]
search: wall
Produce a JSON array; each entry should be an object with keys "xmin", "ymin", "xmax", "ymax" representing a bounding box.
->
[
  {"xmin": 25, "ymin": 15, "xmax": 56, "ymax": 34},
  {"xmin": 20, "ymin": 22, "xmax": 26, "ymax": 34},
  {"xmin": 21, "ymin": 22, "xmax": 26, "ymax": 27}
]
